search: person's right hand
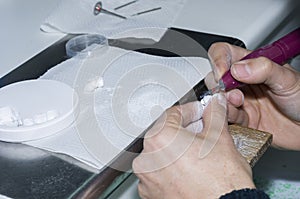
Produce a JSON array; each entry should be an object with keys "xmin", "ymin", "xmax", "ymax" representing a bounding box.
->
[{"xmin": 206, "ymin": 42, "xmax": 300, "ymax": 150}]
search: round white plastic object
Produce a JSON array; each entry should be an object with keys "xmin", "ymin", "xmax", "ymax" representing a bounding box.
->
[
  {"xmin": 0, "ymin": 80, "xmax": 79, "ymax": 142},
  {"xmin": 65, "ymin": 34, "xmax": 108, "ymax": 58}
]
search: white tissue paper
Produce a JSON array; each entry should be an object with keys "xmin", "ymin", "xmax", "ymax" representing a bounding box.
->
[
  {"xmin": 25, "ymin": 45, "xmax": 211, "ymax": 170},
  {"xmin": 41, "ymin": 0, "xmax": 186, "ymax": 41}
]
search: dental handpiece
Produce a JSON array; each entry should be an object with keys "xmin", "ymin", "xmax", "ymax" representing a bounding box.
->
[{"xmin": 206, "ymin": 27, "xmax": 300, "ymax": 96}]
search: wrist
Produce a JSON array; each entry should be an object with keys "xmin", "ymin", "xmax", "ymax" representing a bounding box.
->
[{"xmin": 220, "ymin": 160, "xmax": 256, "ymax": 197}]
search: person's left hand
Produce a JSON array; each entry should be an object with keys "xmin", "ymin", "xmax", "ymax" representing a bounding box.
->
[{"xmin": 132, "ymin": 94, "xmax": 255, "ymax": 199}]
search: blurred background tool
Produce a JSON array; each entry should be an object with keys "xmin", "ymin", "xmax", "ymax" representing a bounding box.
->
[
  {"xmin": 131, "ymin": 7, "xmax": 162, "ymax": 16},
  {"xmin": 94, "ymin": 1, "xmax": 127, "ymax": 19},
  {"xmin": 114, "ymin": 0, "xmax": 138, "ymax": 10}
]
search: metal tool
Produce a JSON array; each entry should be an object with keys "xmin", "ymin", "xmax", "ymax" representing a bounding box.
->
[
  {"xmin": 200, "ymin": 27, "xmax": 300, "ymax": 98},
  {"xmin": 94, "ymin": 1, "xmax": 127, "ymax": 19},
  {"xmin": 131, "ymin": 7, "xmax": 161, "ymax": 16},
  {"xmin": 114, "ymin": 0, "xmax": 138, "ymax": 10}
]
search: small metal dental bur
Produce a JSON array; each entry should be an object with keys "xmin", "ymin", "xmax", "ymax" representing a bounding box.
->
[
  {"xmin": 131, "ymin": 7, "xmax": 162, "ymax": 16},
  {"xmin": 94, "ymin": 1, "xmax": 127, "ymax": 19}
]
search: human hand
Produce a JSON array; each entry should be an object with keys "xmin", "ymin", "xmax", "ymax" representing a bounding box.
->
[
  {"xmin": 206, "ymin": 42, "xmax": 300, "ymax": 150},
  {"xmin": 132, "ymin": 94, "xmax": 255, "ymax": 199}
]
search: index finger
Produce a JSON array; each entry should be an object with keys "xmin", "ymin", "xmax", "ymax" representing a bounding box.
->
[
  {"xmin": 208, "ymin": 42, "xmax": 250, "ymax": 81},
  {"xmin": 155, "ymin": 101, "xmax": 204, "ymax": 129}
]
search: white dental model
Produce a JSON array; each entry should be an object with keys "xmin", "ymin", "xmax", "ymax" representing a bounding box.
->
[
  {"xmin": 200, "ymin": 94, "xmax": 212, "ymax": 107},
  {"xmin": 0, "ymin": 106, "xmax": 22, "ymax": 127},
  {"xmin": 0, "ymin": 80, "xmax": 78, "ymax": 142},
  {"xmin": 0, "ymin": 106, "xmax": 60, "ymax": 127}
]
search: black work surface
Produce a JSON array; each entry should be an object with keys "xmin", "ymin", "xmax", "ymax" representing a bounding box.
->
[{"xmin": 0, "ymin": 28, "xmax": 245, "ymax": 199}]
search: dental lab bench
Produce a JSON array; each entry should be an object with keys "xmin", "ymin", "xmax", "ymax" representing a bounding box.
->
[{"xmin": 1, "ymin": 0, "xmax": 300, "ymax": 199}]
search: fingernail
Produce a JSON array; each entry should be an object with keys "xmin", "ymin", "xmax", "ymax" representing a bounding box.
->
[
  {"xmin": 225, "ymin": 92, "xmax": 231, "ymax": 100},
  {"xmin": 210, "ymin": 61, "xmax": 221, "ymax": 80},
  {"xmin": 225, "ymin": 90, "xmax": 244, "ymax": 105},
  {"xmin": 217, "ymin": 93, "xmax": 227, "ymax": 108},
  {"xmin": 232, "ymin": 63, "xmax": 251, "ymax": 79},
  {"xmin": 213, "ymin": 68, "xmax": 221, "ymax": 81}
]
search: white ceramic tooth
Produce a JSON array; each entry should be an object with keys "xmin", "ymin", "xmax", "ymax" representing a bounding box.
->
[
  {"xmin": 0, "ymin": 106, "xmax": 21, "ymax": 127},
  {"xmin": 33, "ymin": 113, "xmax": 48, "ymax": 124},
  {"xmin": 23, "ymin": 118, "xmax": 35, "ymax": 126},
  {"xmin": 46, "ymin": 110, "xmax": 59, "ymax": 121}
]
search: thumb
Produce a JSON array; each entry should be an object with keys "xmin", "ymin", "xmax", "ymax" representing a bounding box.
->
[
  {"xmin": 199, "ymin": 93, "xmax": 229, "ymax": 158},
  {"xmin": 231, "ymin": 57, "xmax": 299, "ymax": 93}
]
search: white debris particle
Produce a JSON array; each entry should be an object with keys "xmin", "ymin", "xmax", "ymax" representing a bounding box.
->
[{"xmin": 84, "ymin": 76, "xmax": 104, "ymax": 93}]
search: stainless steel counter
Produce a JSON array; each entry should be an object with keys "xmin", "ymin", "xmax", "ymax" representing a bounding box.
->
[{"xmin": 0, "ymin": 141, "xmax": 96, "ymax": 199}]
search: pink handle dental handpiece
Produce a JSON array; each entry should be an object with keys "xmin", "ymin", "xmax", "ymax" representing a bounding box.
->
[{"xmin": 217, "ymin": 27, "xmax": 300, "ymax": 92}]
